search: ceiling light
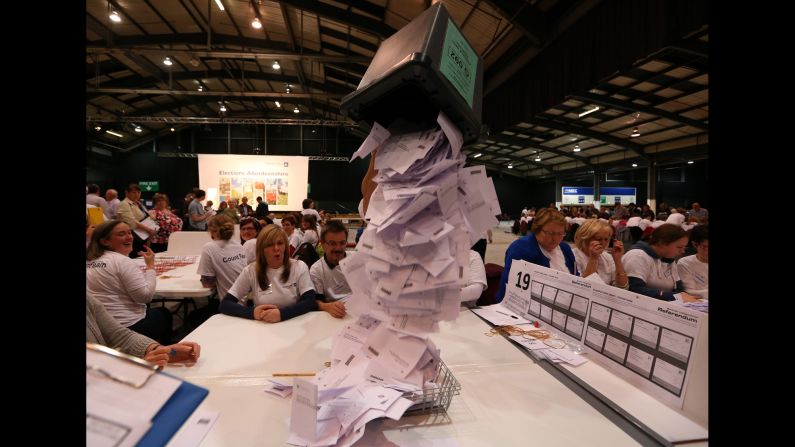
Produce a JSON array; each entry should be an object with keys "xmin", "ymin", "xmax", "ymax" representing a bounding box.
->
[
  {"xmin": 109, "ymin": 10, "xmax": 121, "ymax": 23},
  {"xmin": 252, "ymin": 17, "xmax": 262, "ymax": 29},
  {"xmin": 170, "ymin": 127, "xmax": 175, "ymax": 132},
  {"xmin": 214, "ymin": 0, "xmax": 225, "ymax": 11},
  {"xmin": 632, "ymin": 163, "xmax": 638, "ymax": 167},
  {"xmin": 286, "ymin": 87, "xmax": 291, "ymax": 93},
  {"xmin": 198, "ymin": 85, "xmax": 204, "ymax": 91},
  {"xmin": 473, "ymin": 153, "xmax": 482, "ymax": 158},
  {"xmin": 220, "ymin": 104, "xmax": 227, "ymax": 112},
  {"xmin": 106, "ymin": 130, "xmax": 123, "ymax": 138},
  {"xmin": 272, "ymin": 60, "xmax": 280, "ymax": 70},
  {"xmin": 94, "ymin": 126, "xmax": 102, "ymax": 131},
  {"xmin": 275, "ymin": 101, "xmax": 281, "ymax": 108},
  {"xmin": 687, "ymin": 160, "xmax": 694, "ymax": 164},
  {"xmin": 163, "ymin": 57, "xmax": 173, "ymax": 66},
  {"xmin": 134, "ymin": 126, "xmax": 142, "ymax": 133},
  {"xmin": 573, "ymin": 144, "xmax": 581, "ymax": 152},
  {"xmin": 630, "ymin": 127, "xmax": 640, "ymax": 137},
  {"xmin": 578, "ymin": 106, "xmax": 600, "ymax": 118},
  {"xmin": 534, "ymin": 153, "xmax": 541, "ymax": 162},
  {"xmin": 508, "ymin": 164, "xmax": 513, "ymax": 169},
  {"xmin": 293, "ymin": 106, "xmax": 299, "ymax": 114}
]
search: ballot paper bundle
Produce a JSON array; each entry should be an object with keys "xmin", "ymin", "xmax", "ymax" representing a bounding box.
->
[
  {"xmin": 288, "ymin": 113, "xmax": 493, "ymax": 445},
  {"xmin": 341, "ymin": 112, "xmax": 500, "ymax": 324},
  {"xmin": 286, "ymin": 315, "xmax": 445, "ymax": 446}
]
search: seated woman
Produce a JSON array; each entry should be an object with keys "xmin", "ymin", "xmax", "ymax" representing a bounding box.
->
[
  {"xmin": 86, "ymin": 220, "xmax": 172, "ymax": 344},
  {"xmin": 572, "ymin": 219, "xmax": 629, "ymax": 289},
  {"xmin": 677, "ymin": 225, "xmax": 708, "ymax": 299},
  {"xmin": 495, "ymin": 207, "xmax": 577, "ymax": 302},
  {"xmin": 460, "ymin": 249, "xmax": 487, "ymax": 306},
  {"xmin": 148, "ymin": 193, "xmax": 183, "ymax": 253},
  {"xmin": 299, "ymin": 214, "xmax": 320, "ymax": 246},
  {"xmin": 622, "ymin": 224, "xmax": 701, "ymax": 303},
  {"xmin": 280, "ymin": 215, "xmax": 302, "ymax": 257},
  {"xmin": 87, "ymin": 293, "xmax": 200, "ymax": 368},
  {"xmin": 197, "ymin": 215, "xmax": 248, "ymax": 307},
  {"xmin": 240, "ymin": 216, "xmax": 263, "ymax": 265},
  {"xmin": 219, "ymin": 225, "xmax": 339, "ymax": 322}
]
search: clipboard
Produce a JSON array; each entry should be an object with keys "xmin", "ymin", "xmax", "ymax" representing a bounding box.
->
[{"xmin": 86, "ymin": 343, "xmax": 209, "ymax": 447}]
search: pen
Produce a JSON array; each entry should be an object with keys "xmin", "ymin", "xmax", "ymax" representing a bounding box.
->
[
  {"xmin": 272, "ymin": 373, "xmax": 316, "ymax": 377},
  {"xmin": 495, "ymin": 310, "xmax": 518, "ymax": 319}
]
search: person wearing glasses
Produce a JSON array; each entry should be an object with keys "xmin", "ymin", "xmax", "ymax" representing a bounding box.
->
[
  {"xmin": 572, "ymin": 219, "xmax": 629, "ymax": 289},
  {"xmin": 240, "ymin": 216, "xmax": 264, "ymax": 265},
  {"xmin": 219, "ymin": 225, "xmax": 340, "ymax": 322},
  {"xmin": 309, "ymin": 220, "xmax": 349, "ymax": 318},
  {"xmin": 495, "ymin": 207, "xmax": 578, "ymax": 303}
]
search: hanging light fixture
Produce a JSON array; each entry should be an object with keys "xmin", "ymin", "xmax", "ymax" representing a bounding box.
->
[
  {"xmin": 573, "ymin": 144, "xmax": 581, "ymax": 152},
  {"xmin": 473, "ymin": 153, "xmax": 482, "ymax": 158},
  {"xmin": 109, "ymin": 10, "xmax": 121, "ymax": 23},
  {"xmin": 272, "ymin": 60, "xmax": 280, "ymax": 70},
  {"xmin": 508, "ymin": 164, "xmax": 513, "ymax": 169},
  {"xmin": 631, "ymin": 127, "xmax": 640, "ymax": 137},
  {"xmin": 275, "ymin": 101, "xmax": 281, "ymax": 108},
  {"xmin": 198, "ymin": 85, "xmax": 204, "ymax": 91},
  {"xmin": 534, "ymin": 152, "xmax": 541, "ymax": 162},
  {"xmin": 170, "ymin": 127, "xmax": 175, "ymax": 132},
  {"xmin": 687, "ymin": 160, "xmax": 694, "ymax": 164},
  {"xmin": 252, "ymin": 17, "xmax": 262, "ymax": 29},
  {"xmin": 163, "ymin": 57, "xmax": 173, "ymax": 66},
  {"xmin": 632, "ymin": 163, "xmax": 638, "ymax": 167},
  {"xmin": 134, "ymin": 126, "xmax": 142, "ymax": 133},
  {"xmin": 220, "ymin": 104, "xmax": 227, "ymax": 112},
  {"xmin": 293, "ymin": 106, "xmax": 300, "ymax": 114}
]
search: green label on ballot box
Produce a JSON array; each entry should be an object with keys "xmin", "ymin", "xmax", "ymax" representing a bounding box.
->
[{"xmin": 440, "ymin": 19, "xmax": 477, "ymax": 107}]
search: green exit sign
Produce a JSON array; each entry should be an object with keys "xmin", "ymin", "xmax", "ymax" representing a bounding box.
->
[{"xmin": 140, "ymin": 181, "xmax": 159, "ymax": 192}]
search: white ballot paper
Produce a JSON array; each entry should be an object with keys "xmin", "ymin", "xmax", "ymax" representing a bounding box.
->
[{"xmin": 133, "ymin": 215, "xmax": 159, "ymax": 241}]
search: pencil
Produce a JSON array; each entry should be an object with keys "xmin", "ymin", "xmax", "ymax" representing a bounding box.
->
[{"xmin": 272, "ymin": 373, "xmax": 316, "ymax": 377}]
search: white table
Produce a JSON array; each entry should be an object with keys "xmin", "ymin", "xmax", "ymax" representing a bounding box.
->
[
  {"xmin": 167, "ymin": 311, "xmax": 646, "ymax": 446},
  {"xmin": 150, "ymin": 254, "xmax": 213, "ymax": 323}
]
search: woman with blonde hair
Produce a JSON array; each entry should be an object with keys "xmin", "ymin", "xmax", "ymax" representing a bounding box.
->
[
  {"xmin": 197, "ymin": 214, "xmax": 247, "ymax": 305},
  {"xmin": 573, "ymin": 219, "xmax": 628, "ymax": 288},
  {"xmin": 496, "ymin": 207, "xmax": 578, "ymax": 302},
  {"xmin": 219, "ymin": 225, "xmax": 343, "ymax": 322}
]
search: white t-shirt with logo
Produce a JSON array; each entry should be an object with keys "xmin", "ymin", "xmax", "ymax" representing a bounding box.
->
[
  {"xmin": 86, "ymin": 251, "xmax": 156, "ymax": 326},
  {"xmin": 197, "ymin": 239, "xmax": 247, "ymax": 299},
  {"xmin": 309, "ymin": 257, "xmax": 352, "ymax": 301},
  {"xmin": 573, "ymin": 247, "xmax": 617, "ymax": 286},
  {"xmin": 228, "ymin": 259, "xmax": 314, "ymax": 308},
  {"xmin": 677, "ymin": 255, "xmax": 708, "ymax": 299},
  {"xmin": 622, "ymin": 249, "xmax": 681, "ymax": 292}
]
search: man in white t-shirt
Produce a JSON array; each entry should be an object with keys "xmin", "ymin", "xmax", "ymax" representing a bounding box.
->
[{"xmin": 309, "ymin": 221, "xmax": 349, "ymax": 318}]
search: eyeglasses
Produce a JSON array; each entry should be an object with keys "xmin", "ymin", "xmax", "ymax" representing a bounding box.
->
[
  {"xmin": 323, "ymin": 240, "xmax": 347, "ymax": 248},
  {"xmin": 540, "ymin": 230, "xmax": 566, "ymax": 238}
]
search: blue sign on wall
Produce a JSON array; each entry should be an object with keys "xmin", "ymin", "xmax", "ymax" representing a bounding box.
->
[{"xmin": 578, "ymin": 196, "xmax": 585, "ymax": 204}]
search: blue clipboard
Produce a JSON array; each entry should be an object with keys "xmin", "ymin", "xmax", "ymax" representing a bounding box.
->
[{"xmin": 137, "ymin": 373, "xmax": 209, "ymax": 447}]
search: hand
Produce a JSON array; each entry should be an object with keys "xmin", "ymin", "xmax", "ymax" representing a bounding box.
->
[
  {"xmin": 139, "ymin": 245, "xmax": 155, "ymax": 268},
  {"xmin": 253, "ymin": 304, "xmax": 277, "ymax": 321},
  {"xmin": 680, "ymin": 292, "xmax": 702, "ymax": 303},
  {"xmin": 319, "ymin": 300, "xmax": 346, "ymax": 318},
  {"xmin": 611, "ymin": 240, "xmax": 625, "ymax": 258},
  {"xmin": 588, "ymin": 240, "xmax": 605, "ymax": 257},
  {"xmin": 261, "ymin": 308, "xmax": 281, "ymax": 323},
  {"xmin": 144, "ymin": 342, "xmax": 200, "ymax": 367}
]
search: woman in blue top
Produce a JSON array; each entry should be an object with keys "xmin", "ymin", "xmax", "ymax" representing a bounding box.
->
[{"xmin": 496, "ymin": 207, "xmax": 577, "ymax": 302}]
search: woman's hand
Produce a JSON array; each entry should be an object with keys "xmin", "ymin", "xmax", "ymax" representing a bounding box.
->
[
  {"xmin": 318, "ymin": 300, "xmax": 346, "ymax": 319},
  {"xmin": 253, "ymin": 304, "xmax": 277, "ymax": 321},
  {"xmin": 140, "ymin": 245, "xmax": 155, "ymax": 268},
  {"xmin": 144, "ymin": 342, "xmax": 200, "ymax": 367},
  {"xmin": 261, "ymin": 308, "xmax": 281, "ymax": 323},
  {"xmin": 611, "ymin": 240, "xmax": 625, "ymax": 259},
  {"xmin": 588, "ymin": 239, "xmax": 605, "ymax": 258},
  {"xmin": 680, "ymin": 292, "xmax": 702, "ymax": 303}
]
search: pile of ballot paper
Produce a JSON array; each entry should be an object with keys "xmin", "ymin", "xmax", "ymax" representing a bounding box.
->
[{"xmin": 286, "ymin": 114, "xmax": 498, "ymax": 446}]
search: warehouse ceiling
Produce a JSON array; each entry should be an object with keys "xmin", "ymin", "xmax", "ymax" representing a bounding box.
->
[{"xmin": 86, "ymin": 0, "xmax": 708, "ymax": 179}]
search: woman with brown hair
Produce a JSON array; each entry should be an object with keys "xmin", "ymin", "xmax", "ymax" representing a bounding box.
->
[
  {"xmin": 148, "ymin": 193, "xmax": 183, "ymax": 253},
  {"xmin": 622, "ymin": 223, "xmax": 701, "ymax": 302},
  {"xmin": 219, "ymin": 225, "xmax": 341, "ymax": 322}
]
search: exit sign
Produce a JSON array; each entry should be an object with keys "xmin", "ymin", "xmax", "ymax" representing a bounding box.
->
[{"xmin": 140, "ymin": 181, "xmax": 159, "ymax": 192}]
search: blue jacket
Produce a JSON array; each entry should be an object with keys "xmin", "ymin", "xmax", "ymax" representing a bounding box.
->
[
  {"xmin": 495, "ymin": 233, "xmax": 577, "ymax": 303},
  {"xmin": 625, "ymin": 241, "xmax": 685, "ymax": 301}
]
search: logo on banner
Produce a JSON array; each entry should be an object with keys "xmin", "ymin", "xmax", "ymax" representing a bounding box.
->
[{"xmin": 284, "ymin": 162, "xmax": 289, "ymax": 167}]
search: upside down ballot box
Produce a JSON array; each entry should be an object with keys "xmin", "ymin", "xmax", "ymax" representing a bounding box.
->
[{"xmin": 340, "ymin": 2, "xmax": 486, "ymax": 145}]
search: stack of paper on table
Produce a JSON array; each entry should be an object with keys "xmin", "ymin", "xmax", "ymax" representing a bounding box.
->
[{"xmin": 287, "ymin": 114, "xmax": 500, "ymax": 445}]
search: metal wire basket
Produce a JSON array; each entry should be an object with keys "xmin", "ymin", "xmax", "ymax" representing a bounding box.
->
[{"xmin": 402, "ymin": 359, "xmax": 461, "ymax": 415}]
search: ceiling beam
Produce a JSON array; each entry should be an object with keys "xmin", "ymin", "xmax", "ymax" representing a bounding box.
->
[
  {"xmin": 570, "ymin": 92, "xmax": 708, "ymax": 131},
  {"xmin": 482, "ymin": 0, "xmax": 546, "ymax": 46},
  {"xmin": 87, "ymin": 116, "xmax": 356, "ymax": 126},
  {"xmin": 318, "ymin": 25, "xmax": 379, "ymax": 53},
  {"xmin": 277, "ymin": 0, "xmax": 397, "ymax": 39},
  {"xmin": 87, "ymin": 88, "xmax": 345, "ymax": 99},
  {"xmin": 86, "ymin": 46, "xmax": 371, "ymax": 64},
  {"xmin": 493, "ymin": 133, "xmax": 595, "ymax": 168},
  {"xmin": 280, "ymin": 3, "xmax": 317, "ymax": 119},
  {"xmin": 528, "ymin": 116, "xmax": 648, "ymax": 160}
]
